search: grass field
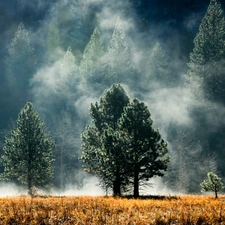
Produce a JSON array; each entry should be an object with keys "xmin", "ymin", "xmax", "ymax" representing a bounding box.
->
[{"xmin": 0, "ymin": 195, "xmax": 224, "ymax": 224}]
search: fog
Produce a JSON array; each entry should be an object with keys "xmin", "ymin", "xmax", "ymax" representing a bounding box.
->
[{"xmin": 0, "ymin": 0, "xmax": 225, "ymax": 196}]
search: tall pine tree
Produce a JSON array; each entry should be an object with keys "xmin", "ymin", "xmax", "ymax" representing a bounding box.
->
[
  {"xmin": 52, "ymin": 110, "xmax": 78, "ymax": 190},
  {"xmin": 101, "ymin": 17, "xmax": 134, "ymax": 87},
  {"xmin": 146, "ymin": 42, "xmax": 172, "ymax": 89},
  {"xmin": 79, "ymin": 27, "xmax": 105, "ymax": 90},
  {"xmin": 6, "ymin": 23, "xmax": 36, "ymax": 91},
  {"xmin": 187, "ymin": 0, "xmax": 225, "ymax": 104},
  {"xmin": 1, "ymin": 102, "xmax": 55, "ymax": 195},
  {"xmin": 80, "ymin": 28, "xmax": 104, "ymax": 77},
  {"xmin": 56, "ymin": 46, "xmax": 79, "ymax": 101},
  {"xmin": 118, "ymin": 98, "xmax": 169, "ymax": 198},
  {"xmin": 81, "ymin": 84, "xmax": 129, "ymax": 196},
  {"xmin": 5, "ymin": 23, "xmax": 36, "ymax": 121},
  {"xmin": 47, "ymin": 21, "xmax": 61, "ymax": 60}
]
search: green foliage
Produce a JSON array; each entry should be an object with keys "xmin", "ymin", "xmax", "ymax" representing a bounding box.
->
[
  {"xmin": 90, "ymin": 83, "xmax": 130, "ymax": 132},
  {"xmin": 164, "ymin": 130, "xmax": 218, "ymax": 193},
  {"xmin": 52, "ymin": 110, "xmax": 79, "ymax": 190},
  {"xmin": 80, "ymin": 18, "xmax": 135, "ymax": 94},
  {"xmin": 187, "ymin": 0, "xmax": 225, "ymax": 103},
  {"xmin": 200, "ymin": 172, "xmax": 224, "ymax": 198},
  {"xmin": 146, "ymin": 42, "xmax": 172, "ymax": 88},
  {"xmin": 5, "ymin": 23, "xmax": 36, "ymax": 111},
  {"xmin": 48, "ymin": 0, "xmax": 93, "ymax": 52},
  {"xmin": 101, "ymin": 17, "xmax": 134, "ymax": 86},
  {"xmin": 80, "ymin": 28, "xmax": 104, "ymax": 77},
  {"xmin": 47, "ymin": 22, "xmax": 61, "ymax": 59},
  {"xmin": 6, "ymin": 23, "xmax": 36, "ymax": 80},
  {"xmin": 118, "ymin": 98, "xmax": 169, "ymax": 197},
  {"xmin": 79, "ymin": 27, "xmax": 105, "ymax": 91},
  {"xmin": 8, "ymin": 23, "xmax": 35, "ymax": 60},
  {"xmin": 61, "ymin": 47, "xmax": 77, "ymax": 75},
  {"xmin": 81, "ymin": 84, "xmax": 169, "ymax": 197},
  {"xmin": 1, "ymin": 102, "xmax": 55, "ymax": 194},
  {"xmin": 81, "ymin": 84, "xmax": 130, "ymax": 196},
  {"xmin": 56, "ymin": 46, "xmax": 80, "ymax": 100}
]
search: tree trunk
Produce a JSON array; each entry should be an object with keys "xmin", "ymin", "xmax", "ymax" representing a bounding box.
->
[
  {"xmin": 28, "ymin": 142, "xmax": 32, "ymax": 196},
  {"xmin": 27, "ymin": 171, "xmax": 32, "ymax": 196},
  {"xmin": 113, "ymin": 171, "xmax": 121, "ymax": 196},
  {"xmin": 215, "ymin": 188, "xmax": 218, "ymax": 199},
  {"xmin": 60, "ymin": 144, "xmax": 63, "ymax": 190},
  {"xmin": 133, "ymin": 165, "xmax": 139, "ymax": 198}
]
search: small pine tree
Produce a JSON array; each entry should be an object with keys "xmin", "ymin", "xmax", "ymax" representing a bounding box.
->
[
  {"xmin": 200, "ymin": 172, "xmax": 224, "ymax": 198},
  {"xmin": 1, "ymin": 102, "xmax": 55, "ymax": 195}
]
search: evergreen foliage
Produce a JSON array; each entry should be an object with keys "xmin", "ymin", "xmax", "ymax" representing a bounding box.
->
[
  {"xmin": 146, "ymin": 42, "xmax": 172, "ymax": 88},
  {"xmin": 8, "ymin": 23, "xmax": 35, "ymax": 60},
  {"xmin": 48, "ymin": 0, "xmax": 94, "ymax": 53},
  {"xmin": 61, "ymin": 47, "xmax": 77, "ymax": 75},
  {"xmin": 1, "ymin": 102, "xmax": 55, "ymax": 195},
  {"xmin": 186, "ymin": 0, "xmax": 225, "ymax": 181},
  {"xmin": 101, "ymin": 17, "xmax": 134, "ymax": 86},
  {"xmin": 118, "ymin": 98, "xmax": 169, "ymax": 198},
  {"xmin": 80, "ymin": 28, "xmax": 104, "ymax": 76},
  {"xmin": 52, "ymin": 110, "xmax": 79, "ymax": 190},
  {"xmin": 56, "ymin": 46, "xmax": 79, "ymax": 100},
  {"xmin": 187, "ymin": 0, "xmax": 225, "ymax": 103},
  {"xmin": 164, "ymin": 130, "xmax": 217, "ymax": 193},
  {"xmin": 6, "ymin": 23, "xmax": 36, "ymax": 90},
  {"xmin": 79, "ymin": 27, "xmax": 105, "ymax": 88},
  {"xmin": 81, "ymin": 85, "xmax": 169, "ymax": 197},
  {"xmin": 5, "ymin": 23, "xmax": 37, "ymax": 118},
  {"xmin": 81, "ymin": 84, "xmax": 130, "ymax": 196},
  {"xmin": 200, "ymin": 172, "xmax": 224, "ymax": 198},
  {"xmin": 1, "ymin": 0, "xmax": 225, "ymax": 195},
  {"xmin": 47, "ymin": 22, "xmax": 61, "ymax": 59}
]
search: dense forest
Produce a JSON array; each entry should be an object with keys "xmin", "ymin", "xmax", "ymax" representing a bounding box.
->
[{"xmin": 0, "ymin": 0, "xmax": 225, "ymax": 194}]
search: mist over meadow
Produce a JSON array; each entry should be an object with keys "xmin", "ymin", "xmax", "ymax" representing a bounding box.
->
[{"xmin": 0, "ymin": 0, "xmax": 225, "ymax": 195}]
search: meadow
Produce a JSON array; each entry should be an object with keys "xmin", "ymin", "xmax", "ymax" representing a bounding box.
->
[{"xmin": 0, "ymin": 195, "xmax": 224, "ymax": 224}]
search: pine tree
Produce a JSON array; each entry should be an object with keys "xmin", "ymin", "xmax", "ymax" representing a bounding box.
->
[
  {"xmin": 200, "ymin": 172, "xmax": 224, "ymax": 198},
  {"xmin": 81, "ymin": 84, "xmax": 130, "ymax": 196},
  {"xmin": 5, "ymin": 23, "xmax": 36, "ymax": 114},
  {"xmin": 187, "ymin": 0, "xmax": 225, "ymax": 103},
  {"xmin": 1, "ymin": 102, "xmax": 55, "ymax": 195},
  {"xmin": 164, "ymin": 130, "xmax": 217, "ymax": 193},
  {"xmin": 56, "ymin": 46, "xmax": 78, "ymax": 99},
  {"xmin": 79, "ymin": 27, "xmax": 105, "ymax": 89},
  {"xmin": 52, "ymin": 110, "xmax": 78, "ymax": 190},
  {"xmin": 6, "ymin": 23, "xmax": 36, "ymax": 87},
  {"xmin": 47, "ymin": 22, "xmax": 61, "ymax": 60},
  {"xmin": 101, "ymin": 17, "xmax": 134, "ymax": 86},
  {"xmin": 60, "ymin": 46, "xmax": 77, "ymax": 76},
  {"xmin": 146, "ymin": 42, "xmax": 172, "ymax": 89},
  {"xmin": 48, "ymin": 0, "xmax": 93, "ymax": 52},
  {"xmin": 80, "ymin": 27, "xmax": 104, "ymax": 77},
  {"xmin": 118, "ymin": 98, "xmax": 169, "ymax": 198}
]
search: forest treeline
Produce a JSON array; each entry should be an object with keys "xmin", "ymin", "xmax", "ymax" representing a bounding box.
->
[{"xmin": 0, "ymin": 0, "xmax": 225, "ymax": 195}]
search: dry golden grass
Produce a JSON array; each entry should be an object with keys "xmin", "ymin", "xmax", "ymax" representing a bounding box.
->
[{"xmin": 0, "ymin": 195, "xmax": 224, "ymax": 224}]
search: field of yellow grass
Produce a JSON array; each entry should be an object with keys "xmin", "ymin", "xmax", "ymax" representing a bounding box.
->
[{"xmin": 0, "ymin": 195, "xmax": 224, "ymax": 224}]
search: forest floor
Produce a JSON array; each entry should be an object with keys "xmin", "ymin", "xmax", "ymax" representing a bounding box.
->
[{"xmin": 0, "ymin": 195, "xmax": 224, "ymax": 224}]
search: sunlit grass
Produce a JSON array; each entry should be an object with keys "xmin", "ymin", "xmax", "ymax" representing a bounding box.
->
[{"xmin": 0, "ymin": 195, "xmax": 224, "ymax": 224}]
